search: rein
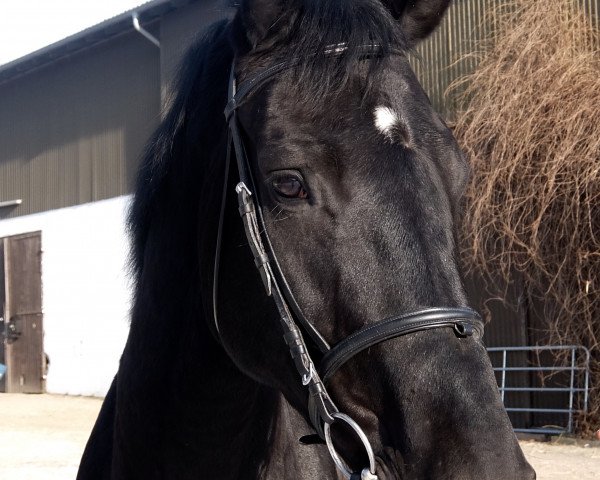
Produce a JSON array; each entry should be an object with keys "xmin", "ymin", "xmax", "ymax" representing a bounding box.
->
[{"xmin": 213, "ymin": 46, "xmax": 484, "ymax": 480}]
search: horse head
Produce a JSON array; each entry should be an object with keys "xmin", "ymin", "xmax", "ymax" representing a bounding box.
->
[{"xmin": 213, "ymin": 1, "xmax": 535, "ymax": 478}]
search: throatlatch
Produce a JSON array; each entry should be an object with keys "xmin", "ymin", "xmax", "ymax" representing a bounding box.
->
[{"xmin": 214, "ymin": 50, "xmax": 485, "ymax": 480}]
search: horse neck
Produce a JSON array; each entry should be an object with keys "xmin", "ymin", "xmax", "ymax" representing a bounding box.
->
[
  {"xmin": 166, "ymin": 329, "xmax": 277, "ymax": 477},
  {"xmin": 164, "ymin": 332, "xmax": 334, "ymax": 479},
  {"xmin": 118, "ymin": 302, "xmax": 280, "ymax": 478}
]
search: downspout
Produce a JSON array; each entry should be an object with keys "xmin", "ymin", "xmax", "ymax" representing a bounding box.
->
[
  {"xmin": 132, "ymin": 13, "xmax": 160, "ymax": 47},
  {"xmin": 0, "ymin": 199, "xmax": 22, "ymax": 208}
]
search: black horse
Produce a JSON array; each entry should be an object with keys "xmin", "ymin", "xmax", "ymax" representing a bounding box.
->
[{"xmin": 78, "ymin": 1, "xmax": 535, "ymax": 478}]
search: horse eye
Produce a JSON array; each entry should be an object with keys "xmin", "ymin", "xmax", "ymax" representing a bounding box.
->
[{"xmin": 272, "ymin": 176, "xmax": 308, "ymax": 199}]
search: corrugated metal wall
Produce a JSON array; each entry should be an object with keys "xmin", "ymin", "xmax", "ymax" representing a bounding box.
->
[
  {"xmin": 0, "ymin": 30, "xmax": 160, "ymax": 219},
  {"xmin": 411, "ymin": 0, "xmax": 496, "ymax": 116},
  {"xmin": 412, "ymin": 0, "xmax": 600, "ymax": 116},
  {"xmin": 0, "ymin": 1, "xmax": 232, "ymax": 220},
  {"xmin": 0, "ymin": 243, "xmax": 5, "ymax": 392},
  {"xmin": 581, "ymin": 0, "xmax": 600, "ymax": 24}
]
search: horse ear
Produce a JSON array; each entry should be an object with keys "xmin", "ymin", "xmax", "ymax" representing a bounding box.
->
[
  {"xmin": 239, "ymin": 0, "xmax": 291, "ymax": 48},
  {"xmin": 380, "ymin": 0, "xmax": 451, "ymax": 45}
]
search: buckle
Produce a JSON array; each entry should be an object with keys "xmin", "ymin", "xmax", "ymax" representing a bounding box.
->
[
  {"xmin": 235, "ymin": 182, "xmax": 252, "ymax": 196},
  {"xmin": 453, "ymin": 321, "xmax": 474, "ymax": 337}
]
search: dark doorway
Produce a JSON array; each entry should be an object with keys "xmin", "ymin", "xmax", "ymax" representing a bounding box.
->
[{"xmin": 1, "ymin": 232, "xmax": 44, "ymax": 393}]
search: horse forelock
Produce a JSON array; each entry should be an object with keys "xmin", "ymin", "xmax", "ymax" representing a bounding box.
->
[{"xmin": 233, "ymin": 0, "xmax": 409, "ymax": 101}]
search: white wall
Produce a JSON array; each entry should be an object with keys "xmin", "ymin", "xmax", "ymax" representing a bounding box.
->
[{"xmin": 0, "ymin": 196, "xmax": 132, "ymax": 397}]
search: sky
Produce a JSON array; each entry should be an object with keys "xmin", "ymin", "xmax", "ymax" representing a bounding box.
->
[{"xmin": 0, "ymin": 1, "xmax": 149, "ymax": 67}]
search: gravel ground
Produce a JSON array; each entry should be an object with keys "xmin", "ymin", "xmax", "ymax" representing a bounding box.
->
[
  {"xmin": 0, "ymin": 393, "xmax": 598, "ymax": 479},
  {"xmin": 520, "ymin": 440, "xmax": 600, "ymax": 479},
  {"xmin": 0, "ymin": 394, "xmax": 102, "ymax": 480}
]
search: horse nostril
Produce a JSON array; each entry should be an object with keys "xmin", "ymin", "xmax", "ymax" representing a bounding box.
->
[{"xmin": 518, "ymin": 461, "xmax": 536, "ymax": 480}]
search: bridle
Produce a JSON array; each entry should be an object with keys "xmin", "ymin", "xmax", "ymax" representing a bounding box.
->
[{"xmin": 213, "ymin": 45, "xmax": 484, "ymax": 480}]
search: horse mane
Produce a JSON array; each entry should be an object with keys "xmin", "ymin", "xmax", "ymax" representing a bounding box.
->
[
  {"xmin": 128, "ymin": 20, "xmax": 232, "ymax": 281},
  {"xmin": 233, "ymin": 0, "xmax": 407, "ymax": 99}
]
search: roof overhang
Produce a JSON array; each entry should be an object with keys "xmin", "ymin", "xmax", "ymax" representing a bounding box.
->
[{"xmin": 0, "ymin": 0, "xmax": 201, "ymax": 85}]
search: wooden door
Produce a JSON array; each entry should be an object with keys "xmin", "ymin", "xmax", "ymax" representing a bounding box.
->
[
  {"xmin": 0, "ymin": 241, "xmax": 5, "ymax": 392},
  {"xmin": 3, "ymin": 232, "xmax": 44, "ymax": 393}
]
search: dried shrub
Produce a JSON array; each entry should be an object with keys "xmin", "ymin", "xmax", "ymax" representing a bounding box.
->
[{"xmin": 451, "ymin": 0, "xmax": 600, "ymax": 435}]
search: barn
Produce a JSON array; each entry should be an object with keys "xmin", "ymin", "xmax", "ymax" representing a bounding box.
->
[
  {"xmin": 0, "ymin": 0, "xmax": 596, "ymax": 435},
  {"xmin": 0, "ymin": 0, "xmax": 231, "ymax": 396}
]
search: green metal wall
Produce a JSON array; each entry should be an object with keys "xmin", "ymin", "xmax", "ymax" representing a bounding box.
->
[
  {"xmin": 412, "ymin": 0, "xmax": 494, "ymax": 116},
  {"xmin": 0, "ymin": 31, "xmax": 160, "ymax": 219},
  {"xmin": 412, "ymin": 0, "xmax": 600, "ymax": 117},
  {"xmin": 0, "ymin": 1, "xmax": 230, "ymax": 220}
]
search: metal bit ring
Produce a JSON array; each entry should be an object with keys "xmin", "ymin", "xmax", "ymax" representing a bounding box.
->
[{"xmin": 323, "ymin": 412, "xmax": 378, "ymax": 480}]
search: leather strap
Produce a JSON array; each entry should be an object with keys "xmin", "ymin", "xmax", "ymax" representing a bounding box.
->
[
  {"xmin": 224, "ymin": 65, "xmax": 332, "ymax": 353},
  {"xmin": 308, "ymin": 308, "xmax": 482, "ymax": 437},
  {"xmin": 211, "ymin": 131, "xmax": 232, "ymax": 339},
  {"xmin": 224, "ymin": 59, "xmax": 293, "ymax": 121},
  {"xmin": 218, "ymin": 60, "xmax": 340, "ymax": 429},
  {"xmin": 320, "ymin": 307, "xmax": 483, "ymax": 383}
]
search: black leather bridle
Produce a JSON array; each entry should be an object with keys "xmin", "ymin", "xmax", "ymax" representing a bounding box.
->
[{"xmin": 213, "ymin": 45, "xmax": 484, "ymax": 480}]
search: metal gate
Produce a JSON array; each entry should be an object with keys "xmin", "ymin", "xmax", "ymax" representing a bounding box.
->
[{"xmin": 487, "ymin": 346, "xmax": 590, "ymax": 434}]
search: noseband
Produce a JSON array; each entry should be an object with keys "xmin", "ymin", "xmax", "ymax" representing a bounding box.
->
[{"xmin": 213, "ymin": 45, "xmax": 484, "ymax": 480}]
